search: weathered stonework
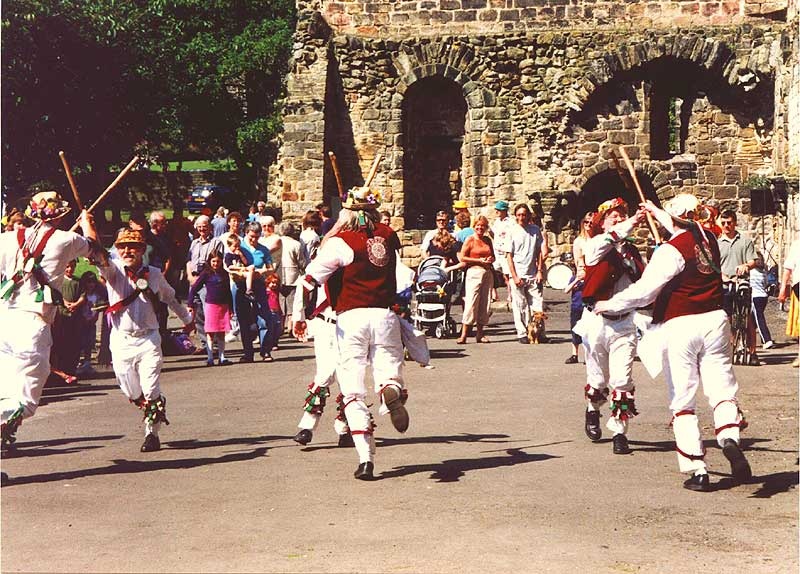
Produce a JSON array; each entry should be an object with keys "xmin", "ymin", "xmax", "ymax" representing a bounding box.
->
[{"xmin": 271, "ymin": 0, "xmax": 798, "ymax": 265}]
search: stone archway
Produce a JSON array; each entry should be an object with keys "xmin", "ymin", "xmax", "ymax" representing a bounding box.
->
[
  {"xmin": 576, "ymin": 165, "xmax": 661, "ymax": 218},
  {"xmin": 402, "ymin": 76, "xmax": 468, "ymax": 229}
]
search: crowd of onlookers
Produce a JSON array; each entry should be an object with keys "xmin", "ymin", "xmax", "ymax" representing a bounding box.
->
[{"xmin": 2, "ymin": 195, "xmax": 798, "ymax": 385}]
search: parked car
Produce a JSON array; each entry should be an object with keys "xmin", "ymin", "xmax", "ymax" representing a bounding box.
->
[{"xmin": 186, "ymin": 185, "xmax": 232, "ymax": 213}]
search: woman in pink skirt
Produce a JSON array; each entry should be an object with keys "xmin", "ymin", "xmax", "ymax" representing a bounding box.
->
[{"xmin": 187, "ymin": 250, "xmax": 233, "ymax": 366}]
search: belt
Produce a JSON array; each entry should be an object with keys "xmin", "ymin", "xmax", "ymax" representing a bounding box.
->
[
  {"xmin": 316, "ymin": 315, "xmax": 336, "ymax": 325},
  {"xmin": 600, "ymin": 312, "xmax": 631, "ymax": 322}
]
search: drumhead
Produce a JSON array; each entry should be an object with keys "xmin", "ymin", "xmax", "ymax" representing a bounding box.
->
[{"xmin": 546, "ymin": 262, "xmax": 575, "ymax": 289}]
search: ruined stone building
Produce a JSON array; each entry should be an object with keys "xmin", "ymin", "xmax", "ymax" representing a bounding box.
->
[{"xmin": 271, "ymin": 0, "xmax": 799, "ymax": 265}]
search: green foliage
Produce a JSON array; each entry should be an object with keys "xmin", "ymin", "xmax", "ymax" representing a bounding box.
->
[
  {"xmin": 2, "ymin": 0, "xmax": 295, "ymax": 206},
  {"xmin": 742, "ymin": 174, "xmax": 771, "ymax": 190}
]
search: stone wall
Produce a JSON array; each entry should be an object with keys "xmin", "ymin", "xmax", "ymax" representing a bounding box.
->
[
  {"xmin": 271, "ymin": 1, "xmax": 797, "ymax": 265},
  {"xmin": 320, "ymin": 0, "xmax": 789, "ymax": 37}
]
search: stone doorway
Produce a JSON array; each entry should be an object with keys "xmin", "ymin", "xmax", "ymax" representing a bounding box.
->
[
  {"xmin": 578, "ymin": 169, "xmax": 659, "ymax": 218},
  {"xmin": 402, "ymin": 76, "xmax": 468, "ymax": 229}
]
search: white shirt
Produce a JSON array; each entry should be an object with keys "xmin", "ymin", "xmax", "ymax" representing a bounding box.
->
[
  {"xmin": 99, "ymin": 259, "xmax": 191, "ymax": 333},
  {"xmin": 507, "ymin": 223, "xmax": 543, "ymax": 278},
  {"xmin": 300, "ymin": 229, "xmax": 321, "ymax": 261},
  {"xmin": 0, "ymin": 223, "xmax": 91, "ymax": 323},
  {"xmin": 594, "ymin": 230, "xmax": 688, "ymax": 314}
]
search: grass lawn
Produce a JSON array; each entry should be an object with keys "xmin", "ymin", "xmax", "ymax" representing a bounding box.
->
[{"xmin": 148, "ymin": 159, "xmax": 236, "ymax": 172}]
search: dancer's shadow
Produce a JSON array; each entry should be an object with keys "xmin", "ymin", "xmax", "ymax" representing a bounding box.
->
[
  {"xmin": 3, "ymin": 447, "xmax": 269, "ymax": 487},
  {"xmin": 706, "ymin": 469, "xmax": 798, "ymax": 497},
  {"xmin": 165, "ymin": 435, "xmax": 289, "ymax": 450},
  {"xmin": 629, "ymin": 437, "xmax": 789, "ymax": 455},
  {"xmin": 427, "ymin": 349, "xmax": 468, "ymax": 359},
  {"xmin": 40, "ymin": 384, "xmax": 118, "ymax": 407},
  {"xmin": 378, "ymin": 447, "xmax": 560, "ymax": 482},
  {"xmin": 301, "ymin": 432, "xmax": 513, "ymax": 453},
  {"xmin": 2, "ymin": 434, "xmax": 125, "ymax": 458}
]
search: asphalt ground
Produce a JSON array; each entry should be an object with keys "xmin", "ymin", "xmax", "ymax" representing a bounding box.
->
[{"xmin": 1, "ymin": 289, "xmax": 797, "ymax": 573}]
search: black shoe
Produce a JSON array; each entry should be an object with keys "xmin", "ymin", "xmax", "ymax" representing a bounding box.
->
[
  {"xmin": 383, "ymin": 386, "xmax": 409, "ymax": 433},
  {"xmin": 354, "ymin": 461, "xmax": 375, "ymax": 480},
  {"xmin": 337, "ymin": 433, "xmax": 355, "ymax": 448},
  {"xmin": 238, "ymin": 355, "xmax": 254, "ymax": 363},
  {"xmin": 518, "ymin": 337, "xmax": 529, "ymax": 344},
  {"xmin": 564, "ymin": 354, "xmax": 578, "ymax": 364},
  {"xmin": 0, "ymin": 472, "xmax": 9, "ymax": 486},
  {"xmin": 683, "ymin": 472, "xmax": 711, "ymax": 492},
  {"xmin": 612, "ymin": 433, "xmax": 632, "ymax": 455},
  {"xmin": 217, "ymin": 359, "xmax": 232, "ymax": 366},
  {"xmin": 584, "ymin": 410, "xmax": 602, "ymax": 442},
  {"xmin": 722, "ymin": 439, "xmax": 752, "ymax": 482},
  {"xmin": 140, "ymin": 434, "xmax": 161, "ymax": 452},
  {"xmin": 747, "ymin": 354, "xmax": 761, "ymax": 366},
  {"xmin": 293, "ymin": 429, "xmax": 313, "ymax": 445}
]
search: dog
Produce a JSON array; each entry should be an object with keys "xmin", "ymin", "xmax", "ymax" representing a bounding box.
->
[{"xmin": 527, "ymin": 311, "xmax": 548, "ymax": 344}]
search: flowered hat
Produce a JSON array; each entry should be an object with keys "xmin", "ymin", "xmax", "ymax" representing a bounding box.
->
[
  {"xmin": 25, "ymin": 191, "xmax": 71, "ymax": 221},
  {"xmin": 342, "ymin": 186, "xmax": 381, "ymax": 211},
  {"xmin": 592, "ymin": 197, "xmax": 628, "ymax": 228},
  {"xmin": 114, "ymin": 228, "xmax": 147, "ymax": 248}
]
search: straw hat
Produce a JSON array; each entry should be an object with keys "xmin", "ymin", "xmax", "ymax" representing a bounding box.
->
[
  {"xmin": 342, "ymin": 186, "xmax": 381, "ymax": 211},
  {"xmin": 114, "ymin": 228, "xmax": 147, "ymax": 248}
]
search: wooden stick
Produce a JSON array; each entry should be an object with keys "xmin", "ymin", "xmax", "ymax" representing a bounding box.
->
[
  {"xmin": 59, "ymin": 151, "xmax": 83, "ymax": 209},
  {"xmin": 69, "ymin": 155, "xmax": 139, "ymax": 232},
  {"xmin": 616, "ymin": 147, "xmax": 662, "ymax": 244},
  {"xmin": 364, "ymin": 153, "xmax": 383, "ymax": 188},
  {"xmin": 328, "ymin": 151, "xmax": 345, "ymax": 199}
]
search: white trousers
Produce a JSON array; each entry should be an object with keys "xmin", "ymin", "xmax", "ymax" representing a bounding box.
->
[
  {"xmin": 110, "ymin": 329, "xmax": 165, "ymax": 436},
  {"xmin": 510, "ymin": 278, "xmax": 544, "ymax": 337},
  {"xmin": 297, "ymin": 317, "xmax": 349, "ymax": 435},
  {"xmin": 336, "ymin": 308, "xmax": 404, "ymax": 463},
  {"xmin": 0, "ymin": 309, "xmax": 52, "ymax": 422},
  {"xmin": 580, "ymin": 309, "xmax": 637, "ymax": 435},
  {"xmin": 662, "ymin": 310, "xmax": 743, "ymax": 473}
]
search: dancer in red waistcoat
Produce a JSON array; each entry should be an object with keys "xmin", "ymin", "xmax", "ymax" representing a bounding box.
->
[
  {"xmin": 294, "ymin": 186, "xmax": 408, "ymax": 481},
  {"xmin": 594, "ymin": 194, "xmax": 751, "ymax": 492},
  {"xmin": 574, "ymin": 198, "xmax": 646, "ymax": 455}
]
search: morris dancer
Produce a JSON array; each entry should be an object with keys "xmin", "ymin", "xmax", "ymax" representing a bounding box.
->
[
  {"xmin": 291, "ymin": 283, "xmax": 352, "ymax": 448},
  {"xmin": 294, "ymin": 186, "xmax": 408, "ymax": 481},
  {"xmin": 98, "ymin": 229, "xmax": 194, "ymax": 452},
  {"xmin": 594, "ymin": 194, "xmax": 751, "ymax": 491},
  {"xmin": 575, "ymin": 198, "xmax": 646, "ymax": 455},
  {"xmin": 0, "ymin": 192, "xmax": 101, "ymax": 453}
]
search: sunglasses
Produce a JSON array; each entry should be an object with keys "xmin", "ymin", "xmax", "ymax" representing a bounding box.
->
[{"xmin": 720, "ymin": 220, "xmax": 735, "ymax": 226}]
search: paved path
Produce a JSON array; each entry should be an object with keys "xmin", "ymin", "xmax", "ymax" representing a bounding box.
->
[{"xmin": 2, "ymin": 294, "xmax": 797, "ymax": 573}]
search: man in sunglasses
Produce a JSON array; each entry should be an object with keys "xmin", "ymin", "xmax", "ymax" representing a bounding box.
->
[{"xmin": 718, "ymin": 210, "xmax": 759, "ymax": 366}]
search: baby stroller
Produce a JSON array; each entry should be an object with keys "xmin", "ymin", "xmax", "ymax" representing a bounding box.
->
[{"xmin": 411, "ymin": 255, "xmax": 459, "ymax": 339}]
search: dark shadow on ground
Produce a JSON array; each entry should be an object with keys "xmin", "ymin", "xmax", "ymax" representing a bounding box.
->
[
  {"xmin": 2, "ymin": 434, "xmax": 125, "ymax": 458},
  {"xmin": 3, "ymin": 447, "xmax": 269, "ymax": 487},
  {"xmin": 427, "ymin": 349, "xmax": 468, "ymax": 359},
  {"xmin": 628, "ymin": 437, "xmax": 780, "ymax": 453},
  {"xmin": 377, "ymin": 447, "xmax": 560, "ymax": 482},
  {"xmin": 300, "ymin": 432, "xmax": 512, "ymax": 453},
  {"xmin": 165, "ymin": 435, "xmax": 289, "ymax": 450},
  {"xmin": 705, "ymin": 469, "xmax": 798, "ymax": 497}
]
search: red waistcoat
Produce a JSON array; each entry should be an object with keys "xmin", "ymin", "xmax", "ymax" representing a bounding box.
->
[
  {"xmin": 327, "ymin": 223, "xmax": 401, "ymax": 314},
  {"xmin": 582, "ymin": 242, "xmax": 644, "ymax": 304},
  {"xmin": 652, "ymin": 230, "xmax": 723, "ymax": 324}
]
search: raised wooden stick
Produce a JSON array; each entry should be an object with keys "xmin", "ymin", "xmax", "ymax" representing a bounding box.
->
[
  {"xmin": 328, "ymin": 151, "xmax": 345, "ymax": 199},
  {"xmin": 69, "ymin": 155, "xmax": 139, "ymax": 232},
  {"xmin": 59, "ymin": 151, "xmax": 83, "ymax": 209},
  {"xmin": 364, "ymin": 153, "xmax": 383, "ymax": 187},
  {"xmin": 616, "ymin": 147, "xmax": 662, "ymax": 244}
]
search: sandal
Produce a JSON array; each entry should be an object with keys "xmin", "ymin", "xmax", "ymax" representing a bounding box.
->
[
  {"xmin": 261, "ymin": 354, "xmax": 274, "ymax": 363},
  {"xmin": 456, "ymin": 339, "xmax": 466, "ymax": 345},
  {"xmin": 477, "ymin": 337, "xmax": 490, "ymax": 343}
]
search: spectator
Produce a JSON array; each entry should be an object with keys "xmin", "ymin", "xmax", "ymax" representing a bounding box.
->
[
  {"xmin": 300, "ymin": 210, "xmax": 322, "ymax": 261},
  {"xmin": 219, "ymin": 211, "xmax": 244, "ymax": 247},
  {"xmin": 421, "ymin": 211, "xmax": 453, "ymax": 258},
  {"xmin": 258, "ymin": 215, "xmax": 282, "ymax": 279},
  {"xmin": 149, "ymin": 210, "xmax": 173, "ymax": 341},
  {"xmin": 452, "ymin": 199, "xmax": 471, "ymax": 233},
  {"xmin": 718, "ymin": 209, "xmax": 759, "ymax": 365},
  {"xmin": 5, "ymin": 211, "xmax": 26, "ymax": 231},
  {"xmin": 246, "ymin": 203, "xmax": 259, "ymax": 223},
  {"xmin": 167, "ymin": 205, "xmax": 195, "ymax": 298},
  {"xmin": 278, "ymin": 221, "xmax": 307, "ymax": 334},
  {"xmin": 380, "ymin": 210, "xmax": 392, "ymax": 227},
  {"xmin": 236, "ymin": 221, "xmax": 277, "ymax": 362},
  {"xmin": 224, "ymin": 234, "xmax": 255, "ymax": 297},
  {"xmin": 565, "ymin": 212, "xmax": 595, "ymax": 364},
  {"xmin": 265, "ymin": 272, "xmax": 283, "ymax": 348},
  {"xmin": 76, "ymin": 271, "xmax": 107, "ymax": 375},
  {"xmin": 454, "ymin": 211, "xmax": 474, "ymax": 243},
  {"xmin": 127, "ymin": 210, "xmax": 155, "ymax": 265},
  {"xmin": 50, "ymin": 259, "xmax": 83, "ymax": 384},
  {"xmin": 778, "ymin": 238, "xmax": 800, "ymax": 367},
  {"xmin": 317, "ymin": 202, "xmax": 334, "ymax": 235},
  {"xmin": 456, "ymin": 215, "xmax": 494, "ymax": 344},
  {"xmin": 750, "ymin": 252, "xmax": 774, "ymax": 350},
  {"xmin": 506, "ymin": 203, "xmax": 546, "ymax": 344},
  {"xmin": 187, "ymin": 250, "xmax": 233, "ymax": 366},
  {"xmin": 211, "ymin": 206, "xmax": 228, "ymax": 237},
  {"xmin": 186, "ymin": 215, "xmax": 222, "ymax": 353}
]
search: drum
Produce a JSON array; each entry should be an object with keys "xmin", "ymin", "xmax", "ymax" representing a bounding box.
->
[{"xmin": 545, "ymin": 261, "xmax": 576, "ymax": 290}]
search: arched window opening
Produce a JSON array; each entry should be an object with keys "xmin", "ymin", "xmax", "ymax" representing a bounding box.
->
[{"xmin": 402, "ymin": 76, "xmax": 467, "ymax": 229}]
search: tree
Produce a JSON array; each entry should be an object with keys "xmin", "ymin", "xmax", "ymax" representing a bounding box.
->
[{"xmin": 2, "ymin": 0, "xmax": 295, "ymax": 208}]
